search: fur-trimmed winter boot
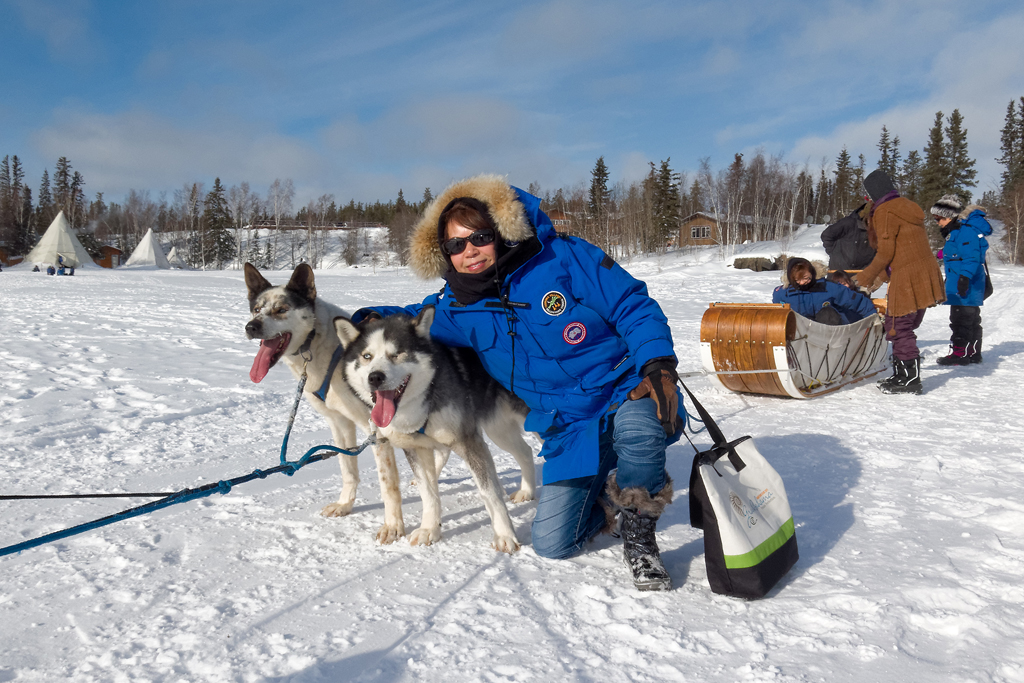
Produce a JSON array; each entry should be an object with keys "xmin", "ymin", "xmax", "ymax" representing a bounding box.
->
[
  {"xmin": 936, "ymin": 345, "xmax": 971, "ymax": 366},
  {"xmin": 880, "ymin": 356, "xmax": 922, "ymax": 394},
  {"xmin": 606, "ymin": 473, "xmax": 673, "ymax": 591}
]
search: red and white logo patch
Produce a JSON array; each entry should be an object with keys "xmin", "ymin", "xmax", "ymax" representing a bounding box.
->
[{"xmin": 563, "ymin": 322, "xmax": 586, "ymax": 345}]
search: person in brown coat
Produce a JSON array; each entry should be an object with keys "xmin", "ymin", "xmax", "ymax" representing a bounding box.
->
[{"xmin": 853, "ymin": 170, "xmax": 945, "ymax": 394}]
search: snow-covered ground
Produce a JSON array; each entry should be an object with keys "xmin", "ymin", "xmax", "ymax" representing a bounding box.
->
[{"xmin": 2, "ymin": 233, "xmax": 1024, "ymax": 682}]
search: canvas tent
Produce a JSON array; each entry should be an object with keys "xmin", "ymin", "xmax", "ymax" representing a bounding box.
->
[
  {"xmin": 26, "ymin": 211, "xmax": 94, "ymax": 268},
  {"xmin": 166, "ymin": 246, "xmax": 188, "ymax": 269},
  {"xmin": 124, "ymin": 228, "xmax": 171, "ymax": 269}
]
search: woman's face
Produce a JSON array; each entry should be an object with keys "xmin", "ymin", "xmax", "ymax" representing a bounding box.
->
[
  {"xmin": 447, "ymin": 220, "xmax": 497, "ymax": 274},
  {"xmin": 936, "ymin": 216, "xmax": 953, "ymax": 228},
  {"xmin": 794, "ymin": 269, "xmax": 812, "ymax": 286}
]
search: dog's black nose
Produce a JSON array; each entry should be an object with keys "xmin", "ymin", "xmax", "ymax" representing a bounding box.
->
[
  {"xmin": 245, "ymin": 320, "xmax": 262, "ymax": 338},
  {"xmin": 368, "ymin": 371, "xmax": 385, "ymax": 389}
]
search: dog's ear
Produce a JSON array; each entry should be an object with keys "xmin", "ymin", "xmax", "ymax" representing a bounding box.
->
[
  {"xmin": 244, "ymin": 262, "xmax": 272, "ymax": 300},
  {"xmin": 334, "ymin": 317, "xmax": 360, "ymax": 346},
  {"xmin": 286, "ymin": 264, "xmax": 316, "ymax": 303},
  {"xmin": 413, "ymin": 305, "xmax": 435, "ymax": 340}
]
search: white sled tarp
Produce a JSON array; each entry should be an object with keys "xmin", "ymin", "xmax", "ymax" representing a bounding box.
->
[
  {"xmin": 124, "ymin": 228, "xmax": 171, "ymax": 269},
  {"xmin": 26, "ymin": 211, "xmax": 94, "ymax": 268}
]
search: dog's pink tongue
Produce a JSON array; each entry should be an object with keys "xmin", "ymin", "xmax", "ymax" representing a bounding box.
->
[
  {"xmin": 250, "ymin": 340, "xmax": 277, "ymax": 383},
  {"xmin": 371, "ymin": 390, "xmax": 398, "ymax": 428}
]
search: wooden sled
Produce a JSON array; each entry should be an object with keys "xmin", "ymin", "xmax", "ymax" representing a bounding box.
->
[{"xmin": 699, "ymin": 303, "xmax": 889, "ymax": 399}]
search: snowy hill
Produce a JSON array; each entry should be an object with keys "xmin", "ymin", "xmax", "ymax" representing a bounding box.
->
[{"xmin": 1, "ymin": 251, "xmax": 1023, "ymax": 682}]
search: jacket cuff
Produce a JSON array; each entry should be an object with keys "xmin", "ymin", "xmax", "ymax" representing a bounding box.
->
[{"xmin": 640, "ymin": 356, "xmax": 678, "ymax": 380}]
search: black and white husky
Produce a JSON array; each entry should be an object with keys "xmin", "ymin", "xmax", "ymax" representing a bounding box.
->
[
  {"xmin": 244, "ymin": 262, "xmax": 424, "ymax": 544},
  {"xmin": 335, "ymin": 306, "xmax": 535, "ymax": 553}
]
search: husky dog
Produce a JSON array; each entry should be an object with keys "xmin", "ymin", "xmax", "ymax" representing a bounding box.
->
[
  {"xmin": 244, "ymin": 262, "xmax": 414, "ymax": 544},
  {"xmin": 335, "ymin": 306, "xmax": 535, "ymax": 553}
]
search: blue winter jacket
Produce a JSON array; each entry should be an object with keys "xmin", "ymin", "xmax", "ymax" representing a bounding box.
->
[
  {"xmin": 942, "ymin": 209, "xmax": 992, "ymax": 307},
  {"xmin": 357, "ymin": 186, "xmax": 682, "ymax": 484},
  {"xmin": 771, "ymin": 280, "xmax": 878, "ymax": 324}
]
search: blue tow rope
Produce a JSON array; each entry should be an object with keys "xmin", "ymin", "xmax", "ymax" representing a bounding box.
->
[{"xmin": 0, "ymin": 368, "xmax": 375, "ymax": 558}]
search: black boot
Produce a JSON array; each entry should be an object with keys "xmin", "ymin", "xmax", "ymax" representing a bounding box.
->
[
  {"xmin": 936, "ymin": 345, "xmax": 971, "ymax": 366},
  {"xmin": 877, "ymin": 357, "xmax": 900, "ymax": 390},
  {"xmin": 967, "ymin": 339, "xmax": 983, "ymax": 364},
  {"xmin": 606, "ymin": 473, "xmax": 673, "ymax": 591},
  {"xmin": 880, "ymin": 356, "xmax": 921, "ymax": 394}
]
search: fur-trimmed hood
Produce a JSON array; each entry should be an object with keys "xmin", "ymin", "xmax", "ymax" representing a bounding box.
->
[
  {"xmin": 960, "ymin": 204, "xmax": 986, "ymax": 219},
  {"xmin": 409, "ymin": 174, "xmax": 537, "ymax": 280},
  {"xmin": 779, "ymin": 257, "xmax": 828, "ymax": 287}
]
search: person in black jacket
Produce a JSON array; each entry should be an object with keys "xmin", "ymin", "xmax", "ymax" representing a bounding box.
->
[{"xmin": 821, "ymin": 202, "xmax": 876, "ymax": 271}]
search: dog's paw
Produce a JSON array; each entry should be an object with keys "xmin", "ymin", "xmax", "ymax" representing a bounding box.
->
[
  {"xmin": 510, "ymin": 489, "xmax": 534, "ymax": 504},
  {"xmin": 408, "ymin": 526, "xmax": 442, "ymax": 546},
  {"xmin": 492, "ymin": 534, "xmax": 520, "ymax": 554},
  {"xmin": 376, "ymin": 523, "xmax": 405, "ymax": 545},
  {"xmin": 320, "ymin": 502, "xmax": 354, "ymax": 517}
]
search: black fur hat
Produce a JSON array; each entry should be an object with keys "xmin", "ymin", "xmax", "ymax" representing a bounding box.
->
[
  {"xmin": 863, "ymin": 170, "xmax": 896, "ymax": 201},
  {"xmin": 930, "ymin": 194, "xmax": 963, "ymax": 219}
]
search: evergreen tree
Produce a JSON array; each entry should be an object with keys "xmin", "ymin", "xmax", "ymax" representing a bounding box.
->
[
  {"xmin": 54, "ymin": 157, "xmax": 72, "ymax": 215},
  {"xmin": 834, "ymin": 147, "xmax": 854, "ymax": 215},
  {"xmin": 853, "ymin": 154, "xmax": 867, "ymax": 201},
  {"xmin": 920, "ymin": 111, "xmax": 951, "ymax": 209},
  {"xmin": 589, "ymin": 156, "xmax": 611, "ymax": 246},
  {"xmin": 877, "ymin": 126, "xmax": 897, "ymax": 179},
  {"xmin": 17, "ymin": 186, "xmax": 36, "ymax": 253},
  {"xmin": 70, "ymin": 171, "xmax": 86, "ymax": 229},
  {"xmin": 650, "ymin": 158, "xmax": 681, "ymax": 247},
  {"xmin": 202, "ymin": 178, "xmax": 236, "ymax": 268},
  {"xmin": 37, "ymin": 169, "xmax": 53, "ymax": 225},
  {"xmin": 589, "ymin": 156, "xmax": 610, "ymax": 223},
  {"xmin": 0, "ymin": 156, "xmax": 12, "ymax": 247},
  {"xmin": 901, "ymin": 150, "xmax": 924, "ymax": 206},
  {"xmin": 421, "ymin": 188, "xmax": 433, "ymax": 212},
  {"xmin": 945, "ymin": 109, "xmax": 977, "ymax": 204},
  {"xmin": 996, "ymin": 98, "xmax": 1022, "ymax": 195}
]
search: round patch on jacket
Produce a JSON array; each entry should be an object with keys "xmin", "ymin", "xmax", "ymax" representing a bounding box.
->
[
  {"xmin": 563, "ymin": 322, "xmax": 586, "ymax": 345},
  {"xmin": 542, "ymin": 291, "xmax": 567, "ymax": 316}
]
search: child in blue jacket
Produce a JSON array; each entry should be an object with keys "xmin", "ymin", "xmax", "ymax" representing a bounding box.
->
[{"xmin": 930, "ymin": 195, "xmax": 992, "ymax": 365}]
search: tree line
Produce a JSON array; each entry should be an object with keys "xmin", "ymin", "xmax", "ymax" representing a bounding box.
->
[{"xmin": 2, "ymin": 103, "xmax": 1022, "ymax": 268}]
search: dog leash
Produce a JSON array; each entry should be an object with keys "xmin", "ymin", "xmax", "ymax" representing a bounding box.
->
[{"xmin": 0, "ymin": 370, "xmax": 376, "ymax": 558}]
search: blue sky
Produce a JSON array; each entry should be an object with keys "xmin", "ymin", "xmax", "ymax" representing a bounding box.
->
[{"xmin": 2, "ymin": 0, "xmax": 1023, "ymax": 206}]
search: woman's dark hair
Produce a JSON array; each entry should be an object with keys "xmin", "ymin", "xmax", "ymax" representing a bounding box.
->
[
  {"xmin": 438, "ymin": 197, "xmax": 496, "ymax": 240},
  {"xmin": 787, "ymin": 257, "xmax": 815, "ymax": 289},
  {"xmin": 828, "ymin": 270, "xmax": 855, "ymax": 288}
]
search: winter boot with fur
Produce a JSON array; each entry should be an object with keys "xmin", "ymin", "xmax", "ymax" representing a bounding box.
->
[
  {"xmin": 606, "ymin": 473, "xmax": 673, "ymax": 591},
  {"xmin": 936, "ymin": 345, "xmax": 971, "ymax": 366},
  {"xmin": 880, "ymin": 356, "xmax": 922, "ymax": 394}
]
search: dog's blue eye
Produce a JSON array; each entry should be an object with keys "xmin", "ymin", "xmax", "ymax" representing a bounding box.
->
[{"xmin": 362, "ymin": 353, "xmax": 372, "ymax": 360}]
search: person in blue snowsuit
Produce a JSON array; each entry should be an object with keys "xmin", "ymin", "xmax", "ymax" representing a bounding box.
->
[
  {"xmin": 930, "ymin": 194, "xmax": 992, "ymax": 365},
  {"xmin": 772, "ymin": 257, "xmax": 878, "ymax": 325},
  {"xmin": 354, "ymin": 175, "xmax": 683, "ymax": 591}
]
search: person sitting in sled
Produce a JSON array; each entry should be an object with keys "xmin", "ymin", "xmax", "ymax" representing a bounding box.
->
[
  {"xmin": 354, "ymin": 175, "xmax": 684, "ymax": 592},
  {"xmin": 930, "ymin": 194, "xmax": 992, "ymax": 365},
  {"xmin": 773, "ymin": 257, "xmax": 877, "ymax": 325}
]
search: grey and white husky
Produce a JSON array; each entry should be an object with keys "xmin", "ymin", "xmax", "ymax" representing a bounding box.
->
[
  {"xmin": 335, "ymin": 306, "xmax": 536, "ymax": 553},
  {"xmin": 244, "ymin": 262, "xmax": 417, "ymax": 544}
]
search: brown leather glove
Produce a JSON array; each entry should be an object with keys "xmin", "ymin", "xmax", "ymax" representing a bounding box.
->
[{"xmin": 628, "ymin": 368, "xmax": 681, "ymax": 436}]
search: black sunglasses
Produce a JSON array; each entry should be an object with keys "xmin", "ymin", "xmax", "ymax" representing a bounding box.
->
[{"xmin": 442, "ymin": 229, "xmax": 495, "ymax": 256}]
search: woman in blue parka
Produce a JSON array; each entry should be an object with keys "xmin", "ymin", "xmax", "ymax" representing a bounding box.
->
[
  {"xmin": 355, "ymin": 175, "xmax": 683, "ymax": 591},
  {"xmin": 772, "ymin": 257, "xmax": 878, "ymax": 325},
  {"xmin": 930, "ymin": 194, "xmax": 992, "ymax": 365}
]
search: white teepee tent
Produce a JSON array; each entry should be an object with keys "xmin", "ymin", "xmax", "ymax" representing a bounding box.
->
[
  {"xmin": 166, "ymin": 246, "xmax": 188, "ymax": 269},
  {"xmin": 26, "ymin": 211, "xmax": 94, "ymax": 268},
  {"xmin": 123, "ymin": 228, "xmax": 171, "ymax": 269}
]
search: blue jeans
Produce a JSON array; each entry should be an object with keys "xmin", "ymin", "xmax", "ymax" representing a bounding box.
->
[{"xmin": 531, "ymin": 397, "xmax": 668, "ymax": 559}]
